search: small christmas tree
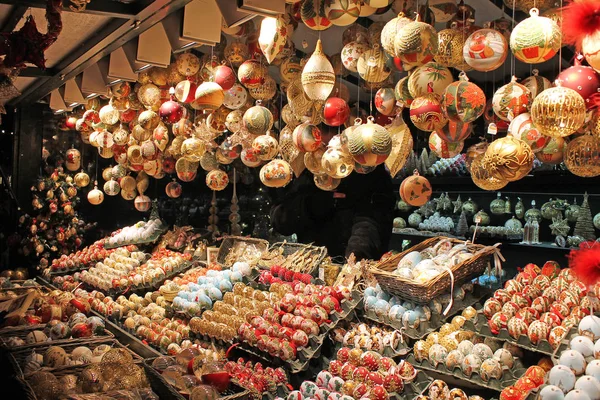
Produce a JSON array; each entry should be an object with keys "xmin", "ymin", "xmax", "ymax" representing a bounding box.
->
[
  {"xmin": 455, "ymin": 211, "xmax": 469, "ymax": 237},
  {"xmin": 574, "ymin": 192, "xmax": 596, "ymax": 241}
]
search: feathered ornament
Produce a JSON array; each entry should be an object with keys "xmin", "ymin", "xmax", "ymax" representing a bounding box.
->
[
  {"xmin": 568, "ymin": 240, "xmax": 600, "ymax": 287},
  {"xmin": 561, "ymin": 0, "xmax": 600, "ymax": 72}
]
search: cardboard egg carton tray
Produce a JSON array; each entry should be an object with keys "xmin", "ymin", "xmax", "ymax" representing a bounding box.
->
[
  {"xmin": 363, "ymin": 287, "xmax": 488, "ymax": 340},
  {"xmin": 238, "ymin": 292, "xmax": 363, "ymax": 373},
  {"xmin": 331, "ymin": 337, "xmax": 410, "ymax": 359},
  {"xmin": 406, "ymin": 354, "xmax": 525, "ymax": 392},
  {"xmin": 464, "ymin": 310, "xmax": 575, "ymax": 357}
]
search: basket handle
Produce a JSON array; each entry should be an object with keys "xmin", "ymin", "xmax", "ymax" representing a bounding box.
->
[
  {"xmin": 487, "ymin": 243, "xmax": 505, "ymax": 277},
  {"xmin": 440, "ymin": 264, "xmax": 455, "ymax": 316}
]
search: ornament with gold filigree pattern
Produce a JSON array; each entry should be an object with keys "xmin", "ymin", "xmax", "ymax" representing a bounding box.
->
[
  {"xmin": 410, "ymin": 92, "xmax": 448, "ymax": 132},
  {"xmin": 345, "ymin": 116, "xmax": 392, "ymax": 166},
  {"xmin": 482, "ymin": 136, "xmax": 534, "ymax": 182},
  {"xmin": 436, "ymin": 26, "xmax": 471, "ymax": 70},
  {"xmin": 357, "ymin": 45, "xmax": 392, "ymax": 83},
  {"xmin": 394, "ymin": 18, "xmax": 438, "ymax": 69},
  {"xmin": 530, "ymin": 84, "xmax": 586, "ymax": 138},
  {"xmin": 470, "ymin": 154, "xmax": 508, "ymax": 190},
  {"xmin": 492, "ymin": 77, "xmax": 532, "ymax": 122},
  {"xmin": 564, "ymin": 134, "xmax": 600, "ymax": 177}
]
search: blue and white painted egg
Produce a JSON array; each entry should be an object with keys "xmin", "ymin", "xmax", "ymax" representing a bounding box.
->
[{"xmin": 575, "ymin": 375, "xmax": 600, "ymax": 400}]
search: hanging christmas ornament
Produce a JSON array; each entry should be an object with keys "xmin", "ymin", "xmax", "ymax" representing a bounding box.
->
[
  {"xmin": 562, "ymin": 1, "xmax": 600, "ymax": 72},
  {"xmin": 436, "ymin": 26, "xmax": 471, "ymax": 70},
  {"xmin": 341, "ymin": 36, "xmax": 370, "ymax": 73},
  {"xmin": 385, "ymin": 114, "xmax": 413, "ymax": 177},
  {"xmin": 224, "ymin": 41, "xmax": 249, "ymax": 68},
  {"xmin": 103, "ymin": 179, "xmax": 120, "ymax": 196},
  {"xmin": 393, "ymin": 18, "xmax": 438, "ymax": 69},
  {"xmin": 465, "ymin": 141, "xmax": 489, "ymax": 170},
  {"xmin": 258, "ymin": 17, "xmax": 288, "ymax": 64},
  {"xmin": 175, "ymin": 52, "xmax": 200, "ymax": 77},
  {"xmin": 138, "ymin": 83, "xmax": 161, "ymax": 108},
  {"xmin": 382, "ymin": 12, "xmax": 412, "ymax": 56},
  {"xmin": 508, "ymin": 123, "xmax": 549, "ymax": 154},
  {"xmin": 243, "ymin": 102, "xmax": 274, "ymax": 135},
  {"xmin": 165, "ymin": 180, "xmax": 181, "ymax": 198},
  {"xmin": 260, "ymin": 159, "xmax": 293, "ymax": 187},
  {"xmin": 395, "ymin": 76, "xmax": 414, "ymax": 107},
  {"xmin": 206, "ymin": 169, "xmax": 229, "ymax": 191},
  {"xmin": 345, "ymin": 116, "xmax": 392, "ymax": 166},
  {"xmin": 323, "ymin": 97, "xmax": 350, "ymax": 126},
  {"xmin": 65, "ymin": 149, "xmax": 81, "ymax": 172},
  {"xmin": 293, "ymin": 123, "xmax": 322, "ymax": 152},
  {"xmin": 492, "ymin": 77, "xmax": 532, "ymax": 121},
  {"xmin": 530, "ymin": 84, "xmax": 586, "ymax": 138},
  {"xmin": 181, "ymin": 137, "xmax": 206, "ymax": 162},
  {"xmin": 134, "ymin": 195, "xmax": 151, "ymax": 212},
  {"xmin": 407, "ymin": 62, "xmax": 453, "ymax": 99},
  {"xmin": 321, "ymin": 146, "xmax": 355, "ymax": 178},
  {"xmin": 462, "ymin": 28, "xmax": 508, "ymax": 72},
  {"xmin": 99, "ymin": 104, "xmax": 120, "ymax": 126},
  {"xmin": 510, "ymin": 8, "xmax": 561, "ymax": 64},
  {"xmin": 174, "ymin": 80, "xmax": 198, "ymax": 104},
  {"xmin": 223, "ymin": 83, "xmax": 248, "ymax": 110},
  {"xmin": 301, "ymin": 0, "xmax": 332, "ymax": 30},
  {"xmin": 194, "ymin": 82, "xmax": 225, "ymax": 111},
  {"xmin": 302, "ymin": 39, "xmax": 335, "ymax": 101},
  {"xmin": 324, "ymin": 0, "xmax": 361, "ymax": 26},
  {"xmin": 238, "ymin": 59, "xmax": 267, "ymax": 88},
  {"xmin": 429, "ymin": 131, "xmax": 464, "ymax": 158},
  {"xmin": 87, "ymin": 183, "xmax": 104, "ymax": 205},
  {"xmin": 252, "ymin": 134, "xmax": 280, "ymax": 161},
  {"xmin": 74, "ymin": 171, "xmax": 90, "ymax": 188},
  {"xmin": 357, "ymin": 45, "xmax": 392, "ymax": 83},
  {"xmin": 564, "ymin": 134, "xmax": 600, "ymax": 177},
  {"xmin": 434, "ymin": 120, "xmax": 472, "ymax": 143},
  {"xmin": 521, "ymin": 69, "xmax": 552, "ymax": 99},
  {"xmin": 482, "ymin": 136, "xmax": 534, "ymax": 182},
  {"xmin": 314, "ymin": 174, "xmax": 341, "ymax": 190},
  {"xmin": 410, "ymin": 93, "xmax": 448, "ymax": 131},
  {"xmin": 159, "ymin": 93, "xmax": 184, "ymax": 125},
  {"xmin": 248, "ymin": 76, "xmax": 277, "ymax": 101},
  {"xmin": 536, "ymin": 136, "xmax": 566, "ymax": 164},
  {"xmin": 399, "ymin": 171, "xmax": 432, "ymax": 206},
  {"xmin": 470, "ymin": 154, "xmax": 508, "ymax": 191},
  {"xmin": 442, "ymin": 73, "xmax": 486, "ymax": 123},
  {"xmin": 556, "ymin": 57, "xmax": 600, "ymax": 107},
  {"xmin": 304, "ymin": 147, "xmax": 327, "ymax": 176}
]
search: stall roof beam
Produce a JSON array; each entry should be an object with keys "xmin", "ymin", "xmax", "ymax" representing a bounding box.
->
[
  {"xmin": 10, "ymin": 0, "xmax": 193, "ymax": 106},
  {"xmin": 0, "ymin": 0, "xmax": 140, "ymax": 19},
  {"xmin": 2, "ymin": 5, "xmax": 27, "ymax": 32}
]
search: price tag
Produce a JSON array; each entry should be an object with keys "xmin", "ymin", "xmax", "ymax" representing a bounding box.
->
[
  {"xmin": 319, "ymin": 266, "xmax": 325, "ymax": 281},
  {"xmin": 487, "ymin": 123, "xmax": 497, "ymax": 135}
]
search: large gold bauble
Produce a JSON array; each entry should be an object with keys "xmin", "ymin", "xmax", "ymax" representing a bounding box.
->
[
  {"xmin": 470, "ymin": 154, "xmax": 508, "ymax": 190},
  {"xmin": 345, "ymin": 117, "xmax": 392, "ymax": 166},
  {"xmin": 436, "ymin": 28, "xmax": 471, "ymax": 70},
  {"xmin": 181, "ymin": 137, "xmax": 206, "ymax": 162},
  {"xmin": 382, "ymin": 13, "xmax": 411, "ymax": 56},
  {"xmin": 564, "ymin": 135, "xmax": 600, "ymax": 177},
  {"xmin": 260, "ymin": 159, "xmax": 293, "ymax": 187},
  {"xmin": 120, "ymin": 176, "xmax": 136, "ymax": 192},
  {"xmin": 465, "ymin": 141, "xmax": 489, "ymax": 171},
  {"xmin": 482, "ymin": 136, "xmax": 534, "ymax": 182},
  {"xmin": 74, "ymin": 171, "xmax": 90, "ymax": 188},
  {"xmin": 194, "ymin": 82, "xmax": 225, "ymax": 111},
  {"xmin": 394, "ymin": 20, "xmax": 438, "ymax": 69},
  {"xmin": 357, "ymin": 45, "xmax": 392, "ymax": 83},
  {"xmin": 408, "ymin": 62, "xmax": 453, "ymax": 97},
  {"xmin": 321, "ymin": 146, "xmax": 354, "ymax": 178},
  {"xmin": 302, "ymin": 40, "xmax": 335, "ymax": 101},
  {"xmin": 530, "ymin": 86, "xmax": 586, "ymax": 138},
  {"xmin": 509, "ymin": 8, "xmax": 561, "ymax": 64},
  {"xmin": 243, "ymin": 104, "xmax": 274, "ymax": 135}
]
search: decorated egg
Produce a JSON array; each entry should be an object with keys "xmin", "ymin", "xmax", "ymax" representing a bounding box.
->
[
  {"xmin": 461, "ymin": 354, "xmax": 482, "ymax": 377},
  {"xmin": 549, "ymin": 365, "xmax": 577, "ymax": 392},
  {"xmin": 480, "ymin": 358, "xmax": 503, "ymax": 382},
  {"xmin": 559, "ymin": 349, "xmax": 587, "ymax": 375}
]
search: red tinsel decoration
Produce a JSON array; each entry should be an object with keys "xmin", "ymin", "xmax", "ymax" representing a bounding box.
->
[
  {"xmin": 0, "ymin": 0, "xmax": 62, "ymax": 69},
  {"xmin": 568, "ymin": 241, "xmax": 600, "ymax": 287},
  {"xmin": 561, "ymin": 0, "xmax": 600, "ymax": 51}
]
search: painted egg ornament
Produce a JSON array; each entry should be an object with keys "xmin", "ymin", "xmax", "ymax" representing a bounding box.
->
[
  {"xmin": 463, "ymin": 28, "xmax": 508, "ymax": 72},
  {"xmin": 303, "ymin": 40, "xmax": 335, "ymax": 101},
  {"xmin": 527, "ymin": 320, "xmax": 550, "ymax": 344},
  {"xmin": 408, "ymin": 62, "xmax": 454, "ymax": 98},
  {"xmin": 492, "ymin": 78, "xmax": 532, "ymax": 121},
  {"xmin": 510, "ymin": 8, "xmax": 561, "ymax": 64},
  {"xmin": 442, "ymin": 74, "xmax": 486, "ymax": 123},
  {"xmin": 428, "ymin": 131, "xmax": 464, "ymax": 158},
  {"xmin": 445, "ymin": 349, "xmax": 465, "ymax": 370},
  {"xmin": 393, "ymin": 20, "xmax": 439, "ymax": 69},
  {"xmin": 461, "ymin": 354, "xmax": 483, "ymax": 377},
  {"xmin": 429, "ymin": 344, "xmax": 449, "ymax": 367},
  {"xmin": 579, "ymin": 316, "xmax": 600, "ymax": 340},
  {"xmin": 480, "ymin": 358, "xmax": 503, "ymax": 382}
]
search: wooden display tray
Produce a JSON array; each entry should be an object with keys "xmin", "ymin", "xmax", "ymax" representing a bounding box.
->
[{"xmin": 0, "ymin": 324, "xmax": 114, "ymax": 351}]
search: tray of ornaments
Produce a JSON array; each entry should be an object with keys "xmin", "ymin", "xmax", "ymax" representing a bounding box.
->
[
  {"xmin": 363, "ymin": 282, "xmax": 487, "ymax": 340},
  {"xmin": 9, "ymin": 338, "xmax": 143, "ymax": 378},
  {"xmin": 258, "ymin": 242, "xmax": 328, "ymax": 276},
  {"xmin": 329, "ymin": 322, "xmax": 409, "ymax": 359},
  {"xmin": 103, "ymin": 219, "xmax": 168, "ymax": 250}
]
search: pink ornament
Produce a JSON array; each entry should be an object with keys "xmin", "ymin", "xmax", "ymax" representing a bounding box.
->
[{"xmin": 214, "ymin": 65, "xmax": 236, "ymax": 91}]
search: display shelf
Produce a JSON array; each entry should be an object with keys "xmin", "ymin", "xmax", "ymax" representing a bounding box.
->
[
  {"xmin": 406, "ymin": 354, "xmax": 525, "ymax": 392},
  {"xmin": 0, "ymin": 324, "xmax": 114, "ymax": 351},
  {"xmin": 363, "ymin": 285, "xmax": 491, "ymax": 340},
  {"xmin": 463, "ymin": 311, "xmax": 574, "ymax": 357}
]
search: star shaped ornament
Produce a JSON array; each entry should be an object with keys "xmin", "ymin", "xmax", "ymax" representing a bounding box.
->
[{"xmin": 550, "ymin": 215, "xmax": 570, "ymax": 237}]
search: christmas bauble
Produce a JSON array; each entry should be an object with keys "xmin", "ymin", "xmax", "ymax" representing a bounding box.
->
[
  {"xmin": 303, "ymin": 40, "xmax": 335, "ymax": 101},
  {"xmin": 434, "ymin": 120, "xmax": 472, "ymax": 143},
  {"xmin": 521, "ymin": 70, "xmax": 552, "ymax": 99},
  {"xmin": 436, "ymin": 27, "xmax": 471, "ymax": 70},
  {"xmin": 248, "ymin": 76, "xmax": 277, "ymax": 101},
  {"xmin": 174, "ymin": 80, "xmax": 197, "ymax": 104},
  {"xmin": 385, "ymin": 115, "xmax": 413, "ymax": 176},
  {"xmin": 175, "ymin": 52, "xmax": 200, "ymax": 77},
  {"xmin": 301, "ymin": 0, "xmax": 332, "ymax": 31},
  {"xmin": 138, "ymin": 84, "xmax": 161, "ymax": 108},
  {"xmin": 463, "ymin": 28, "xmax": 508, "ymax": 72},
  {"xmin": 164, "ymin": 180, "xmax": 182, "ymax": 199},
  {"xmin": 341, "ymin": 39, "xmax": 369, "ymax": 73},
  {"xmin": 238, "ymin": 60, "xmax": 267, "ymax": 88},
  {"xmin": 120, "ymin": 176, "xmax": 136, "ymax": 192},
  {"xmin": 429, "ymin": 131, "xmax": 464, "ymax": 158},
  {"xmin": 181, "ymin": 137, "xmax": 206, "ymax": 162},
  {"xmin": 410, "ymin": 93, "xmax": 448, "ymax": 131},
  {"xmin": 194, "ymin": 82, "xmax": 224, "ymax": 111},
  {"xmin": 225, "ymin": 110, "xmax": 244, "ymax": 133},
  {"xmin": 530, "ymin": 85, "xmax": 586, "ymax": 137},
  {"xmin": 112, "ymin": 127, "xmax": 129, "ymax": 146},
  {"xmin": 564, "ymin": 135, "xmax": 600, "ymax": 177},
  {"xmin": 287, "ymin": 78, "xmax": 313, "ymax": 116},
  {"xmin": 138, "ymin": 110, "xmax": 161, "ymax": 131},
  {"xmin": 345, "ymin": 117, "xmax": 392, "ymax": 166},
  {"xmin": 556, "ymin": 63, "xmax": 600, "ymax": 106},
  {"xmin": 357, "ymin": 46, "xmax": 392, "ymax": 83},
  {"xmin": 321, "ymin": 146, "xmax": 354, "ymax": 178},
  {"xmin": 293, "ymin": 123, "xmax": 322, "ymax": 152},
  {"xmin": 99, "ymin": 104, "xmax": 120, "ymax": 126},
  {"xmin": 408, "ymin": 62, "xmax": 453, "ymax": 98},
  {"xmin": 206, "ymin": 169, "xmax": 229, "ymax": 191},
  {"xmin": 243, "ymin": 104, "xmax": 274, "ymax": 135},
  {"xmin": 395, "ymin": 76, "xmax": 413, "ymax": 106},
  {"xmin": 314, "ymin": 174, "xmax": 341, "ymax": 191},
  {"xmin": 212, "ymin": 65, "xmax": 236, "ymax": 91},
  {"xmin": 252, "ymin": 134, "xmax": 280, "ymax": 161},
  {"xmin": 325, "ymin": 0, "xmax": 361, "ymax": 26},
  {"xmin": 394, "ymin": 20, "xmax": 438, "ymax": 69},
  {"xmin": 134, "ymin": 194, "xmax": 151, "ymax": 212},
  {"xmin": 103, "ymin": 179, "xmax": 120, "ymax": 196},
  {"xmin": 382, "ymin": 12, "xmax": 412, "ymax": 56},
  {"xmin": 224, "ymin": 41, "xmax": 249, "ymax": 68},
  {"xmin": 483, "ymin": 136, "xmax": 534, "ymax": 182},
  {"xmin": 399, "ymin": 171, "xmax": 432, "ymax": 206},
  {"xmin": 442, "ymin": 75, "xmax": 486, "ymax": 123},
  {"xmin": 470, "ymin": 154, "xmax": 508, "ymax": 190},
  {"xmin": 492, "ymin": 79, "xmax": 532, "ymax": 121},
  {"xmin": 260, "ymin": 159, "xmax": 293, "ymax": 187},
  {"xmin": 324, "ymin": 97, "xmax": 351, "ymax": 126},
  {"xmin": 223, "ymin": 84, "xmax": 248, "ymax": 110},
  {"xmin": 176, "ymin": 159, "xmax": 198, "ymax": 182},
  {"xmin": 88, "ymin": 186, "xmax": 104, "ymax": 205},
  {"xmin": 159, "ymin": 99, "xmax": 184, "ymax": 124},
  {"xmin": 305, "ymin": 147, "xmax": 327, "ymax": 176},
  {"xmin": 65, "ymin": 149, "xmax": 81, "ymax": 172},
  {"xmin": 510, "ymin": 125, "xmax": 549, "ymax": 153},
  {"xmin": 374, "ymin": 88, "xmax": 396, "ymax": 116},
  {"xmin": 240, "ymin": 148, "xmax": 261, "ymax": 167},
  {"xmin": 536, "ymin": 136, "xmax": 567, "ymax": 164},
  {"xmin": 74, "ymin": 171, "xmax": 90, "ymax": 188},
  {"xmin": 510, "ymin": 8, "xmax": 561, "ymax": 64}
]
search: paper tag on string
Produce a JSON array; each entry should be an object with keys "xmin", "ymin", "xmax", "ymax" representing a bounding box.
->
[{"xmin": 487, "ymin": 123, "xmax": 498, "ymax": 135}]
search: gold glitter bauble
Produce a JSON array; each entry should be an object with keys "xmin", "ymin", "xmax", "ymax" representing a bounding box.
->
[
  {"xmin": 470, "ymin": 154, "xmax": 508, "ymax": 190},
  {"xmin": 564, "ymin": 134, "xmax": 600, "ymax": 177},
  {"xmin": 181, "ymin": 137, "xmax": 206, "ymax": 162},
  {"xmin": 248, "ymin": 76, "xmax": 277, "ymax": 101},
  {"xmin": 74, "ymin": 171, "xmax": 90, "ymax": 188},
  {"xmin": 482, "ymin": 136, "xmax": 534, "ymax": 182},
  {"xmin": 530, "ymin": 86, "xmax": 586, "ymax": 138}
]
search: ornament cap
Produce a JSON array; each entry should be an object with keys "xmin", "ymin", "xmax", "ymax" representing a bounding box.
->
[
  {"xmin": 314, "ymin": 39, "xmax": 324, "ymax": 54},
  {"xmin": 529, "ymin": 7, "xmax": 539, "ymax": 16}
]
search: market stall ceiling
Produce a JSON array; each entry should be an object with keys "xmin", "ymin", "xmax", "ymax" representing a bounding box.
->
[{"xmin": 0, "ymin": 0, "xmax": 569, "ymax": 106}]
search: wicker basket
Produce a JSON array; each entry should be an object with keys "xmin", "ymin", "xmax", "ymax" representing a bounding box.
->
[
  {"xmin": 9, "ymin": 338, "xmax": 143, "ymax": 377},
  {"xmin": 217, "ymin": 236, "xmax": 269, "ymax": 267},
  {"xmin": 370, "ymin": 237, "xmax": 500, "ymax": 304}
]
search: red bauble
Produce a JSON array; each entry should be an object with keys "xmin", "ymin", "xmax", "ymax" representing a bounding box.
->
[
  {"xmin": 83, "ymin": 109, "xmax": 100, "ymax": 124},
  {"xmin": 214, "ymin": 65, "xmax": 236, "ymax": 91},
  {"xmin": 159, "ymin": 99, "xmax": 185, "ymax": 124},
  {"xmin": 65, "ymin": 116, "xmax": 77, "ymax": 130},
  {"xmin": 323, "ymin": 97, "xmax": 350, "ymax": 126},
  {"xmin": 71, "ymin": 322, "xmax": 93, "ymax": 338},
  {"xmin": 120, "ymin": 109, "xmax": 137, "ymax": 124},
  {"xmin": 557, "ymin": 60, "xmax": 600, "ymax": 106}
]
